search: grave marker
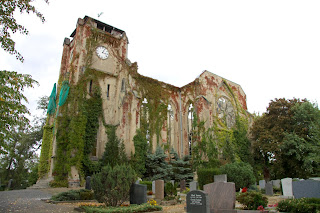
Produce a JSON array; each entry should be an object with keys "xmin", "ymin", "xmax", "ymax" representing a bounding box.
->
[
  {"xmin": 265, "ymin": 182, "xmax": 273, "ymax": 196},
  {"xmin": 259, "ymin": 180, "xmax": 265, "ymax": 189},
  {"xmin": 155, "ymin": 180, "xmax": 164, "ymax": 199},
  {"xmin": 214, "ymin": 174, "xmax": 227, "ymax": 183},
  {"xmin": 203, "ymin": 182, "xmax": 236, "ymax": 212},
  {"xmin": 130, "ymin": 183, "xmax": 147, "ymax": 204},
  {"xmin": 292, "ymin": 179, "xmax": 320, "ymax": 199},
  {"xmin": 180, "ymin": 179, "xmax": 186, "ymax": 192},
  {"xmin": 281, "ymin": 178, "xmax": 293, "ymax": 197},
  {"xmin": 85, "ymin": 176, "xmax": 91, "ymax": 190},
  {"xmin": 186, "ymin": 190, "xmax": 210, "ymax": 213},
  {"xmin": 190, "ymin": 181, "xmax": 198, "ymax": 191}
]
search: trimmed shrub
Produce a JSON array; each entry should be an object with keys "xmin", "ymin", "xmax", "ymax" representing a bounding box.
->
[
  {"xmin": 220, "ymin": 162, "xmax": 255, "ymax": 191},
  {"xmin": 236, "ymin": 191, "xmax": 268, "ymax": 210},
  {"xmin": 277, "ymin": 198, "xmax": 320, "ymax": 213},
  {"xmin": 81, "ymin": 203, "xmax": 162, "ymax": 213},
  {"xmin": 91, "ymin": 164, "xmax": 136, "ymax": 206},
  {"xmin": 51, "ymin": 189, "xmax": 93, "ymax": 201},
  {"xmin": 197, "ymin": 168, "xmax": 221, "ymax": 190},
  {"xmin": 140, "ymin": 181, "xmax": 152, "ymax": 191},
  {"xmin": 164, "ymin": 182, "xmax": 177, "ymax": 200}
]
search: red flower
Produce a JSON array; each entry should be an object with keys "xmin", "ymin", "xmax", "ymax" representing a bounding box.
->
[{"xmin": 241, "ymin": 187, "xmax": 247, "ymax": 193}]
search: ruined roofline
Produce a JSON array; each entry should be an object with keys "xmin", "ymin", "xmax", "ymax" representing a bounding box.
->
[{"xmin": 70, "ymin": 16, "xmax": 126, "ymax": 38}]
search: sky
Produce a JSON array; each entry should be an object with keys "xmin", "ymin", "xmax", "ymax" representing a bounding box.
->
[{"xmin": 1, "ymin": 0, "xmax": 320, "ymax": 116}]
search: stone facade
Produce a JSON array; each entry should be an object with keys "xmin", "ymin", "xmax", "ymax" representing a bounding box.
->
[{"xmin": 41, "ymin": 16, "xmax": 250, "ymax": 185}]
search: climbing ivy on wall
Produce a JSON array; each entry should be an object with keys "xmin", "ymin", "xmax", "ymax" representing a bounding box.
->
[{"xmin": 38, "ymin": 121, "xmax": 53, "ymax": 178}]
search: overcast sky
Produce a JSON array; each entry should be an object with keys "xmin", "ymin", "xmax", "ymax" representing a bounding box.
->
[{"xmin": 1, "ymin": 0, "xmax": 320, "ymax": 116}]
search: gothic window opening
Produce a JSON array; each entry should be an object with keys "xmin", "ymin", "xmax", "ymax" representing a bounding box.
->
[
  {"xmin": 121, "ymin": 78, "xmax": 126, "ymax": 92},
  {"xmin": 167, "ymin": 104, "xmax": 174, "ymax": 144},
  {"xmin": 141, "ymin": 98, "xmax": 150, "ymax": 144},
  {"xmin": 107, "ymin": 84, "xmax": 110, "ymax": 98},
  {"xmin": 89, "ymin": 80, "xmax": 93, "ymax": 94},
  {"xmin": 216, "ymin": 96, "xmax": 235, "ymax": 128},
  {"xmin": 188, "ymin": 104, "xmax": 194, "ymax": 156}
]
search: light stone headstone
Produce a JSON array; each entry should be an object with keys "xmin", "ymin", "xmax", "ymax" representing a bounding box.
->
[
  {"xmin": 265, "ymin": 182, "xmax": 273, "ymax": 196},
  {"xmin": 186, "ymin": 190, "xmax": 210, "ymax": 213},
  {"xmin": 152, "ymin": 180, "xmax": 155, "ymax": 194},
  {"xmin": 190, "ymin": 181, "xmax": 198, "ymax": 191},
  {"xmin": 170, "ymin": 180, "xmax": 175, "ymax": 186},
  {"xmin": 272, "ymin": 179, "xmax": 281, "ymax": 188},
  {"xmin": 180, "ymin": 179, "xmax": 186, "ymax": 192},
  {"xmin": 155, "ymin": 179, "xmax": 164, "ymax": 200},
  {"xmin": 203, "ymin": 182, "xmax": 236, "ymax": 213},
  {"xmin": 214, "ymin": 174, "xmax": 227, "ymax": 183},
  {"xmin": 259, "ymin": 180, "xmax": 266, "ymax": 189},
  {"xmin": 292, "ymin": 179, "xmax": 320, "ymax": 199},
  {"xmin": 130, "ymin": 183, "xmax": 147, "ymax": 204},
  {"xmin": 281, "ymin": 178, "xmax": 293, "ymax": 197}
]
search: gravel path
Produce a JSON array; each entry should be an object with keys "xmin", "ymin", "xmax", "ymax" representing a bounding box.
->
[{"xmin": 0, "ymin": 189, "xmax": 78, "ymax": 213}]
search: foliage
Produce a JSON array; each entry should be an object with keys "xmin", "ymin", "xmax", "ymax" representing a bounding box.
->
[
  {"xmin": 197, "ymin": 168, "xmax": 221, "ymax": 190},
  {"xmin": 51, "ymin": 189, "xmax": 93, "ymax": 201},
  {"xmin": 164, "ymin": 182, "xmax": 178, "ymax": 200},
  {"xmin": 170, "ymin": 149, "xmax": 193, "ymax": 182},
  {"xmin": 144, "ymin": 146, "xmax": 172, "ymax": 181},
  {"xmin": 91, "ymin": 164, "xmax": 136, "ymax": 206},
  {"xmin": 220, "ymin": 162, "xmax": 255, "ymax": 191},
  {"xmin": 277, "ymin": 198, "xmax": 320, "ymax": 213},
  {"xmin": 140, "ymin": 181, "xmax": 152, "ymax": 191},
  {"xmin": 101, "ymin": 126, "xmax": 128, "ymax": 168},
  {"xmin": 0, "ymin": 0, "xmax": 49, "ymax": 62},
  {"xmin": 251, "ymin": 98, "xmax": 320, "ymax": 179},
  {"xmin": 0, "ymin": 70, "xmax": 38, "ymax": 154},
  {"xmin": 132, "ymin": 129, "xmax": 148, "ymax": 176},
  {"xmin": 81, "ymin": 203, "xmax": 162, "ymax": 213},
  {"xmin": 236, "ymin": 191, "xmax": 268, "ymax": 210},
  {"xmin": 38, "ymin": 123, "xmax": 53, "ymax": 177}
]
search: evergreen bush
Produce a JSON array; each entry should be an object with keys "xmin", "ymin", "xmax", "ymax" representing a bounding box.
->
[
  {"xmin": 220, "ymin": 162, "xmax": 255, "ymax": 191},
  {"xmin": 236, "ymin": 191, "xmax": 268, "ymax": 210},
  {"xmin": 51, "ymin": 189, "xmax": 93, "ymax": 201},
  {"xmin": 81, "ymin": 203, "xmax": 162, "ymax": 213},
  {"xmin": 170, "ymin": 150, "xmax": 193, "ymax": 182},
  {"xmin": 197, "ymin": 168, "xmax": 221, "ymax": 189},
  {"xmin": 140, "ymin": 181, "xmax": 152, "ymax": 191},
  {"xmin": 277, "ymin": 198, "xmax": 320, "ymax": 213},
  {"xmin": 144, "ymin": 146, "xmax": 172, "ymax": 181},
  {"xmin": 91, "ymin": 164, "xmax": 136, "ymax": 206}
]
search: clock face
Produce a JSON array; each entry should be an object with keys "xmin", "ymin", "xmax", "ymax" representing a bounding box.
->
[
  {"xmin": 217, "ymin": 97, "xmax": 235, "ymax": 128},
  {"xmin": 96, "ymin": 46, "xmax": 109, "ymax": 59}
]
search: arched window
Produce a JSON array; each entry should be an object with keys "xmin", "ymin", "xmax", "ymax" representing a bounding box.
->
[
  {"xmin": 141, "ymin": 98, "xmax": 150, "ymax": 144},
  {"xmin": 187, "ymin": 104, "xmax": 194, "ymax": 155},
  {"xmin": 167, "ymin": 104, "xmax": 174, "ymax": 144}
]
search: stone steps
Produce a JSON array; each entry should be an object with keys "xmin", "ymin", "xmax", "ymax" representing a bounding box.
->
[{"xmin": 28, "ymin": 177, "xmax": 53, "ymax": 189}]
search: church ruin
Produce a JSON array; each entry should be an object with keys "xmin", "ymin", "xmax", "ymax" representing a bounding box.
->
[{"xmin": 38, "ymin": 16, "xmax": 250, "ymax": 187}]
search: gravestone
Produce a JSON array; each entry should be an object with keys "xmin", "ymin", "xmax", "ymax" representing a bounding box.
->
[
  {"xmin": 155, "ymin": 180, "xmax": 164, "ymax": 199},
  {"xmin": 7, "ymin": 179, "xmax": 13, "ymax": 190},
  {"xmin": 203, "ymin": 182, "xmax": 236, "ymax": 213},
  {"xmin": 281, "ymin": 178, "xmax": 293, "ymax": 197},
  {"xmin": 85, "ymin": 176, "xmax": 91, "ymax": 190},
  {"xmin": 190, "ymin": 181, "xmax": 198, "ymax": 191},
  {"xmin": 214, "ymin": 174, "xmax": 227, "ymax": 183},
  {"xmin": 130, "ymin": 183, "xmax": 147, "ymax": 204},
  {"xmin": 180, "ymin": 179, "xmax": 186, "ymax": 192},
  {"xmin": 186, "ymin": 190, "xmax": 210, "ymax": 213},
  {"xmin": 152, "ymin": 181, "xmax": 155, "ymax": 194},
  {"xmin": 259, "ymin": 180, "xmax": 265, "ymax": 189},
  {"xmin": 265, "ymin": 182, "xmax": 273, "ymax": 196},
  {"xmin": 272, "ymin": 179, "xmax": 281, "ymax": 188},
  {"xmin": 170, "ymin": 180, "xmax": 175, "ymax": 186},
  {"xmin": 292, "ymin": 179, "xmax": 320, "ymax": 199}
]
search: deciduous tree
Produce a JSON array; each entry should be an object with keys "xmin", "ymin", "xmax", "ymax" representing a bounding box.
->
[{"xmin": 0, "ymin": 0, "xmax": 49, "ymax": 62}]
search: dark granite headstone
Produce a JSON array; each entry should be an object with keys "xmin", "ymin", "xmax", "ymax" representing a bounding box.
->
[
  {"xmin": 203, "ymin": 182, "xmax": 236, "ymax": 213},
  {"xmin": 130, "ymin": 183, "xmax": 147, "ymax": 204},
  {"xmin": 292, "ymin": 179, "xmax": 320, "ymax": 199},
  {"xmin": 85, "ymin": 176, "xmax": 91, "ymax": 190},
  {"xmin": 265, "ymin": 182, "xmax": 273, "ymax": 196},
  {"xmin": 186, "ymin": 190, "xmax": 210, "ymax": 213},
  {"xmin": 7, "ymin": 179, "xmax": 13, "ymax": 189},
  {"xmin": 180, "ymin": 179, "xmax": 186, "ymax": 192}
]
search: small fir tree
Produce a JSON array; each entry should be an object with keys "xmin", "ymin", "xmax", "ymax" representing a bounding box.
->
[
  {"xmin": 145, "ymin": 146, "xmax": 172, "ymax": 181},
  {"xmin": 132, "ymin": 129, "xmax": 148, "ymax": 176},
  {"xmin": 170, "ymin": 149, "xmax": 193, "ymax": 182}
]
